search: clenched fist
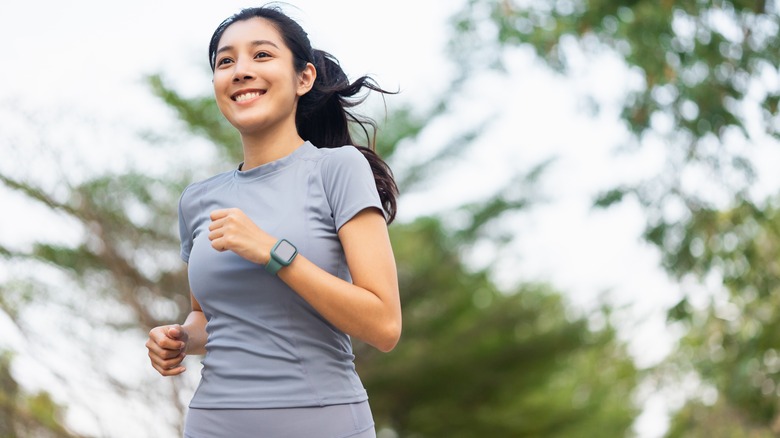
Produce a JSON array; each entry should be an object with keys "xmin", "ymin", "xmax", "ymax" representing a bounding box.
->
[
  {"xmin": 146, "ymin": 324, "xmax": 189, "ymax": 376},
  {"xmin": 208, "ymin": 208, "xmax": 276, "ymax": 264}
]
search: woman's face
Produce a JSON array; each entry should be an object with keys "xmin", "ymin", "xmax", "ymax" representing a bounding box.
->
[{"xmin": 212, "ymin": 18, "xmax": 313, "ymax": 136}]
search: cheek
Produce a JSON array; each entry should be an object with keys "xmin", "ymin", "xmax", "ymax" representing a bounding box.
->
[
  {"xmin": 213, "ymin": 72, "xmax": 227, "ymax": 93},
  {"xmin": 212, "ymin": 74, "xmax": 232, "ymax": 108}
]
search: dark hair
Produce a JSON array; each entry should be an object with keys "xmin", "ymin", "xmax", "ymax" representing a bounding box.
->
[{"xmin": 209, "ymin": 6, "xmax": 398, "ymax": 224}]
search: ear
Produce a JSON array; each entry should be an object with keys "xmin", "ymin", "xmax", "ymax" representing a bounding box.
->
[{"xmin": 296, "ymin": 62, "xmax": 316, "ymax": 96}]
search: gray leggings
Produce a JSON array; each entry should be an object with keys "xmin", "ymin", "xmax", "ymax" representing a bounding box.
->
[{"xmin": 183, "ymin": 400, "xmax": 376, "ymax": 438}]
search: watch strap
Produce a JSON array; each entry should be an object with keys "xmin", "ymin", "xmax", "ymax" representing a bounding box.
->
[{"xmin": 265, "ymin": 256, "xmax": 285, "ymax": 275}]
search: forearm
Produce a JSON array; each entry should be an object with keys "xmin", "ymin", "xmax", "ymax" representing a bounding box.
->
[
  {"xmin": 279, "ymin": 255, "xmax": 401, "ymax": 352},
  {"xmin": 207, "ymin": 207, "xmax": 401, "ymax": 351},
  {"xmin": 182, "ymin": 310, "xmax": 208, "ymax": 355}
]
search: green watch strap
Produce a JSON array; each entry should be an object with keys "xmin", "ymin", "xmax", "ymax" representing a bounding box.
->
[
  {"xmin": 265, "ymin": 239, "xmax": 298, "ymax": 275},
  {"xmin": 265, "ymin": 256, "xmax": 284, "ymax": 275}
]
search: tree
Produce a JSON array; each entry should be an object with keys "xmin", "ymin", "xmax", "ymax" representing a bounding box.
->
[
  {"xmin": 0, "ymin": 110, "xmax": 196, "ymax": 436},
  {"xmin": 448, "ymin": 0, "xmax": 780, "ymax": 434}
]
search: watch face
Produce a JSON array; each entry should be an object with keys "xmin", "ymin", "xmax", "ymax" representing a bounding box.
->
[{"xmin": 276, "ymin": 240, "xmax": 297, "ymax": 262}]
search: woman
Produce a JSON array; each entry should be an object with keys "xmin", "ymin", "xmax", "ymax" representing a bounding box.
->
[{"xmin": 145, "ymin": 6, "xmax": 401, "ymax": 437}]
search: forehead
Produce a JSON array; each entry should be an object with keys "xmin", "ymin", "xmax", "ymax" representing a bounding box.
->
[{"xmin": 217, "ymin": 17, "xmax": 286, "ymax": 50}]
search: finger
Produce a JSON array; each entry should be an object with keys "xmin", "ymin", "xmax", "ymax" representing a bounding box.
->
[
  {"xmin": 145, "ymin": 339, "xmax": 167, "ymax": 357},
  {"xmin": 211, "ymin": 238, "xmax": 227, "ymax": 252},
  {"xmin": 208, "ymin": 228, "xmax": 224, "ymax": 242},
  {"xmin": 208, "ymin": 217, "xmax": 225, "ymax": 232},
  {"xmin": 160, "ymin": 353, "xmax": 186, "ymax": 369},
  {"xmin": 147, "ymin": 341, "xmax": 183, "ymax": 361},
  {"xmin": 210, "ymin": 209, "xmax": 230, "ymax": 221},
  {"xmin": 164, "ymin": 366, "xmax": 187, "ymax": 376},
  {"xmin": 148, "ymin": 333, "xmax": 186, "ymax": 352},
  {"xmin": 148, "ymin": 327, "xmax": 167, "ymax": 343},
  {"xmin": 166, "ymin": 324, "xmax": 183, "ymax": 340},
  {"xmin": 157, "ymin": 331, "xmax": 187, "ymax": 350},
  {"xmin": 151, "ymin": 345, "xmax": 184, "ymax": 360},
  {"xmin": 150, "ymin": 327, "xmax": 178, "ymax": 346},
  {"xmin": 149, "ymin": 350, "xmax": 186, "ymax": 369},
  {"xmin": 152, "ymin": 360, "xmax": 187, "ymax": 376}
]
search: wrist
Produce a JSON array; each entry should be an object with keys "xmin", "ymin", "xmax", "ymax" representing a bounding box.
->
[{"xmin": 265, "ymin": 239, "xmax": 298, "ymax": 275}]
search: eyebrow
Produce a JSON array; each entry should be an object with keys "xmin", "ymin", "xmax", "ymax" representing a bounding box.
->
[{"xmin": 216, "ymin": 40, "xmax": 280, "ymax": 56}]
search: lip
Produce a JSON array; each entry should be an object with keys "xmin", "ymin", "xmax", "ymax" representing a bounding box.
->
[{"xmin": 230, "ymin": 88, "xmax": 266, "ymax": 103}]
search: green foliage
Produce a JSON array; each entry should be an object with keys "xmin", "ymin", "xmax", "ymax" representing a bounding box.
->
[
  {"xmin": 373, "ymin": 105, "xmax": 428, "ymax": 159},
  {"xmin": 0, "ymin": 169, "xmax": 190, "ymax": 330},
  {"xmin": 661, "ymin": 198, "xmax": 780, "ymax": 428},
  {"xmin": 0, "ymin": 280, "xmax": 40, "ymax": 325},
  {"xmin": 666, "ymin": 400, "xmax": 777, "ymax": 437},
  {"xmin": 0, "ymin": 351, "xmax": 76, "ymax": 437},
  {"xmin": 446, "ymin": 0, "xmax": 780, "ymax": 434},
  {"xmin": 453, "ymin": 0, "xmax": 779, "ymax": 232},
  {"xmin": 358, "ymin": 218, "xmax": 638, "ymax": 436},
  {"xmin": 453, "ymin": 0, "xmax": 779, "ymax": 141},
  {"xmin": 594, "ymin": 187, "xmax": 629, "ymax": 208},
  {"xmin": 454, "ymin": 158, "xmax": 552, "ymax": 244}
]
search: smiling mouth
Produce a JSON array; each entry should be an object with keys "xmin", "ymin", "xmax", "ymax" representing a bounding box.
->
[{"xmin": 232, "ymin": 91, "xmax": 265, "ymax": 102}]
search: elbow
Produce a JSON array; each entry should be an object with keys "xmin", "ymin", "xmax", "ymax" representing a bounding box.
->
[{"xmin": 373, "ymin": 319, "xmax": 402, "ymax": 353}]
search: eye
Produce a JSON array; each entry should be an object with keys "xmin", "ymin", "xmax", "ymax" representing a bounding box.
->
[
  {"xmin": 255, "ymin": 52, "xmax": 271, "ymax": 59},
  {"xmin": 216, "ymin": 57, "xmax": 234, "ymax": 67}
]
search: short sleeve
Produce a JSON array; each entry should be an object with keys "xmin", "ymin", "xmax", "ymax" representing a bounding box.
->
[
  {"xmin": 178, "ymin": 187, "xmax": 193, "ymax": 263},
  {"xmin": 321, "ymin": 146, "xmax": 384, "ymax": 231}
]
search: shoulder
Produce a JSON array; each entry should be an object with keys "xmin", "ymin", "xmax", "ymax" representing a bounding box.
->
[
  {"xmin": 179, "ymin": 169, "xmax": 233, "ymax": 206},
  {"xmin": 312, "ymin": 145, "xmax": 370, "ymax": 179}
]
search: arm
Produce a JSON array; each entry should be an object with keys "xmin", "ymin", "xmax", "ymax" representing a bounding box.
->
[
  {"xmin": 209, "ymin": 207, "xmax": 401, "ymax": 352},
  {"xmin": 280, "ymin": 208, "xmax": 401, "ymax": 352}
]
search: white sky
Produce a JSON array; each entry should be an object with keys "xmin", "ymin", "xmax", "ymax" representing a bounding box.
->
[{"xmin": 0, "ymin": 1, "xmax": 702, "ymax": 436}]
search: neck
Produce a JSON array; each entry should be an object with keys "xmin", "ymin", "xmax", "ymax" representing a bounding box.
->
[{"xmin": 239, "ymin": 123, "xmax": 305, "ymax": 171}]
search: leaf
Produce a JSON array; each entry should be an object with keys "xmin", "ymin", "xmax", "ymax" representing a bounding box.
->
[{"xmin": 593, "ymin": 187, "xmax": 629, "ymax": 208}]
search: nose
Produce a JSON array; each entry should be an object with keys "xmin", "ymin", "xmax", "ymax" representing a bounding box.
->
[{"xmin": 232, "ymin": 58, "xmax": 255, "ymax": 83}]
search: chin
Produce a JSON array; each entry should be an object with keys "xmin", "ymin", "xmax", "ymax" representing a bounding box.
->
[{"xmin": 228, "ymin": 116, "xmax": 268, "ymax": 132}]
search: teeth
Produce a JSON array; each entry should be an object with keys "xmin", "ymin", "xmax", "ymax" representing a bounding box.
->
[{"xmin": 235, "ymin": 91, "xmax": 262, "ymax": 102}]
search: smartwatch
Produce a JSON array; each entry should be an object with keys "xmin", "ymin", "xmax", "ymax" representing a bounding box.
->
[{"xmin": 265, "ymin": 239, "xmax": 298, "ymax": 275}]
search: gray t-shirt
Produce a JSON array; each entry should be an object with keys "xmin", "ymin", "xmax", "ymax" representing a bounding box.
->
[{"xmin": 178, "ymin": 142, "xmax": 383, "ymax": 409}]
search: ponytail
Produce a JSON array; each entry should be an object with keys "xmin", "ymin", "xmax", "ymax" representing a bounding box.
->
[
  {"xmin": 297, "ymin": 50, "xmax": 398, "ymax": 224},
  {"xmin": 209, "ymin": 7, "xmax": 399, "ymax": 224}
]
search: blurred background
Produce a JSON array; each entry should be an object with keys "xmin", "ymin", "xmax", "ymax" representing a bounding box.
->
[{"xmin": 1, "ymin": 0, "xmax": 779, "ymax": 437}]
